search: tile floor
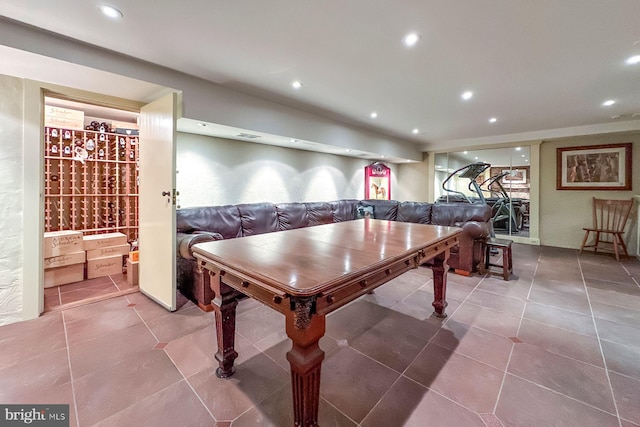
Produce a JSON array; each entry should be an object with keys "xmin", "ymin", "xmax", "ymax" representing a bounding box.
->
[
  {"xmin": 44, "ymin": 273, "xmax": 137, "ymax": 311},
  {"xmin": 2, "ymin": 244, "xmax": 640, "ymax": 426}
]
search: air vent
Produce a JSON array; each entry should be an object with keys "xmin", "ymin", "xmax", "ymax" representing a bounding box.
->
[{"xmin": 236, "ymin": 133, "xmax": 261, "ymax": 139}]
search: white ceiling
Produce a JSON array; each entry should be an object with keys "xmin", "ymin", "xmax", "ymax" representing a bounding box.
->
[{"xmin": 2, "ymin": 0, "xmax": 640, "ymax": 155}]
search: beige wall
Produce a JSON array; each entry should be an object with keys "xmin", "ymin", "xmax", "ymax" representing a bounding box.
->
[
  {"xmin": 396, "ymin": 158, "xmax": 430, "ymax": 202},
  {"xmin": 176, "ymin": 132, "xmax": 402, "ymax": 207},
  {"xmin": 540, "ymin": 132, "xmax": 639, "ymax": 252}
]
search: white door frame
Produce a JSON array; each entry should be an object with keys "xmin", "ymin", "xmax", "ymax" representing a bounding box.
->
[{"xmin": 22, "ymin": 79, "xmax": 175, "ymax": 320}]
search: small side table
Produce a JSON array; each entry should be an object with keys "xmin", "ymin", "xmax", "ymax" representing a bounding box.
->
[{"xmin": 485, "ymin": 238, "xmax": 513, "ymax": 280}]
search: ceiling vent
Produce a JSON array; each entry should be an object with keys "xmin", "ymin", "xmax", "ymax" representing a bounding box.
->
[{"xmin": 236, "ymin": 133, "xmax": 261, "ymax": 139}]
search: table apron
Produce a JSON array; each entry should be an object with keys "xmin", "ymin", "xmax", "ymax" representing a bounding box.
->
[
  {"xmin": 315, "ymin": 236, "xmax": 456, "ymax": 314},
  {"xmin": 196, "ymin": 259, "xmax": 291, "ymax": 315}
]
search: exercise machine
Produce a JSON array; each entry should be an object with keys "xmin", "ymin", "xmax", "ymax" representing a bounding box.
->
[
  {"xmin": 479, "ymin": 172, "xmax": 521, "ymax": 233},
  {"xmin": 439, "ymin": 162, "xmax": 491, "ymax": 204}
]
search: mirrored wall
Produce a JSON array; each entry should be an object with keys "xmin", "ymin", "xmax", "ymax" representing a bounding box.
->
[{"xmin": 434, "ymin": 146, "xmax": 531, "ymax": 237}]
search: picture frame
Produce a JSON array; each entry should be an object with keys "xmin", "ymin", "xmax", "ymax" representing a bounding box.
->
[
  {"xmin": 556, "ymin": 143, "xmax": 632, "ymax": 190},
  {"xmin": 501, "ymin": 169, "xmax": 527, "ymax": 185}
]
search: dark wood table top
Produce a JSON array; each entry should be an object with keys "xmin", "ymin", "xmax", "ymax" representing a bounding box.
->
[{"xmin": 192, "ymin": 219, "xmax": 462, "ymax": 298}]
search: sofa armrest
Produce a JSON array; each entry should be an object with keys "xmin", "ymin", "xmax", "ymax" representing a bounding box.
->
[
  {"xmin": 457, "ymin": 221, "xmax": 492, "ymax": 241},
  {"xmin": 177, "ymin": 231, "xmax": 223, "ymax": 260}
]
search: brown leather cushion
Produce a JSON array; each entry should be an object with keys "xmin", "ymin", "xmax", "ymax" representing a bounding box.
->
[
  {"xmin": 432, "ymin": 203, "xmax": 492, "ymax": 226},
  {"xmin": 397, "ymin": 201, "xmax": 432, "ymax": 224},
  {"xmin": 359, "ymin": 199, "xmax": 399, "ymax": 220},
  {"xmin": 237, "ymin": 203, "xmax": 279, "ymax": 236},
  {"xmin": 304, "ymin": 202, "xmax": 333, "ymax": 226},
  {"xmin": 176, "ymin": 205, "xmax": 242, "ymax": 239},
  {"xmin": 276, "ymin": 202, "xmax": 310, "ymax": 230},
  {"xmin": 330, "ymin": 199, "xmax": 359, "ymax": 222}
]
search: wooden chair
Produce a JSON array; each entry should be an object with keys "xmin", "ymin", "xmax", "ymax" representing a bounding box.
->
[{"xmin": 579, "ymin": 198, "xmax": 634, "ymax": 261}]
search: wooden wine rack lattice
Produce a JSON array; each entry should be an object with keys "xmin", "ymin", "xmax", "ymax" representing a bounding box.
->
[{"xmin": 44, "ymin": 127, "xmax": 139, "ymax": 241}]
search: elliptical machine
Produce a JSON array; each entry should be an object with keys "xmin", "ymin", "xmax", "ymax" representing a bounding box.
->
[
  {"xmin": 478, "ymin": 172, "xmax": 521, "ymax": 233},
  {"xmin": 438, "ymin": 162, "xmax": 491, "ymax": 204}
]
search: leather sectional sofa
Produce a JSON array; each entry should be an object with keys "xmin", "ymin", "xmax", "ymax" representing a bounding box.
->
[{"xmin": 176, "ymin": 199, "xmax": 492, "ymax": 311}]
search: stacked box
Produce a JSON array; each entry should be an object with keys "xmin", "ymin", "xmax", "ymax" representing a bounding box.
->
[
  {"xmin": 44, "ymin": 230, "xmax": 83, "ymax": 258},
  {"xmin": 84, "ymin": 232, "xmax": 129, "ymax": 279},
  {"xmin": 43, "ymin": 231, "xmax": 85, "ymax": 287},
  {"xmin": 127, "ymin": 258, "xmax": 139, "ymax": 286}
]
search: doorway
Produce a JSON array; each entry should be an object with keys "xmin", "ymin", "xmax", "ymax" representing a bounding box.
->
[{"xmin": 42, "ymin": 97, "xmax": 141, "ymax": 311}]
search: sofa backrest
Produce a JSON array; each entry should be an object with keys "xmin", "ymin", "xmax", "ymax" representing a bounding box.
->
[
  {"xmin": 276, "ymin": 202, "xmax": 310, "ymax": 231},
  {"xmin": 178, "ymin": 199, "xmax": 493, "ymax": 243},
  {"xmin": 331, "ymin": 199, "xmax": 360, "ymax": 222},
  {"xmin": 431, "ymin": 203, "xmax": 492, "ymax": 227},
  {"xmin": 397, "ymin": 201, "xmax": 433, "ymax": 224},
  {"xmin": 304, "ymin": 202, "xmax": 334, "ymax": 226},
  {"xmin": 359, "ymin": 199, "xmax": 399, "ymax": 220},
  {"xmin": 176, "ymin": 205, "xmax": 242, "ymax": 239},
  {"xmin": 237, "ymin": 203, "xmax": 279, "ymax": 236}
]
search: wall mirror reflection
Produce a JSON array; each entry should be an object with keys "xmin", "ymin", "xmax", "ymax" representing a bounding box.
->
[{"xmin": 434, "ymin": 146, "xmax": 531, "ymax": 238}]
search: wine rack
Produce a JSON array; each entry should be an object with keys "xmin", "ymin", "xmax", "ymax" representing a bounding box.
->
[{"xmin": 44, "ymin": 126, "xmax": 139, "ymax": 242}]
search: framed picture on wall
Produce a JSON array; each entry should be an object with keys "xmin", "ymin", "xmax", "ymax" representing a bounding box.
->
[
  {"xmin": 556, "ymin": 143, "xmax": 632, "ymax": 190},
  {"xmin": 501, "ymin": 169, "xmax": 527, "ymax": 185}
]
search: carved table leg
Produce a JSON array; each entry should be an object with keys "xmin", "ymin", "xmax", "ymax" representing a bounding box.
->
[
  {"xmin": 430, "ymin": 250, "xmax": 450, "ymax": 318},
  {"xmin": 212, "ymin": 280, "xmax": 239, "ymax": 378},
  {"xmin": 285, "ymin": 297, "xmax": 326, "ymax": 427}
]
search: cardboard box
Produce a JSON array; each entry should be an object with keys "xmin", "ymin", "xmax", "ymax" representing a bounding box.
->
[
  {"xmin": 86, "ymin": 243, "xmax": 130, "ymax": 260},
  {"xmin": 44, "ymin": 251, "xmax": 86, "ymax": 269},
  {"xmin": 44, "ymin": 106, "xmax": 85, "ymax": 131},
  {"xmin": 127, "ymin": 258, "xmax": 139, "ymax": 286},
  {"xmin": 83, "ymin": 232, "xmax": 127, "ymax": 251},
  {"xmin": 44, "ymin": 263, "xmax": 84, "ymax": 288},
  {"xmin": 87, "ymin": 255, "xmax": 123, "ymax": 279},
  {"xmin": 43, "ymin": 230, "xmax": 83, "ymax": 258}
]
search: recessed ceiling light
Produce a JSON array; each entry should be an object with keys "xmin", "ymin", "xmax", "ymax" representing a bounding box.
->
[
  {"xmin": 625, "ymin": 55, "xmax": 640, "ymax": 65},
  {"xmin": 290, "ymin": 139, "xmax": 298, "ymax": 143},
  {"xmin": 370, "ymin": 112, "xmax": 378, "ymax": 119},
  {"xmin": 461, "ymin": 91, "xmax": 473, "ymax": 100},
  {"xmin": 521, "ymin": 154, "xmax": 526, "ymax": 158},
  {"xmin": 402, "ymin": 32, "xmax": 421, "ymax": 47},
  {"xmin": 515, "ymin": 147, "xmax": 521, "ymax": 151},
  {"xmin": 489, "ymin": 117, "xmax": 497, "ymax": 123},
  {"xmin": 602, "ymin": 99, "xmax": 616, "ymax": 106},
  {"xmin": 197, "ymin": 123, "xmax": 207, "ymax": 127},
  {"xmin": 380, "ymin": 155, "xmax": 385, "ymax": 158},
  {"xmin": 291, "ymin": 80, "xmax": 303, "ymax": 89},
  {"xmin": 97, "ymin": 5, "xmax": 123, "ymax": 19},
  {"xmin": 474, "ymin": 156, "xmax": 478, "ymax": 160},
  {"xmin": 412, "ymin": 128, "xmax": 419, "ymax": 134},
  {"xmin": 463, "ymin": 151, "xmax": 468, "ymax": 154},
  {"xmin": 346, "ymin": 149, "xmax": 352, "ymax": 152}
]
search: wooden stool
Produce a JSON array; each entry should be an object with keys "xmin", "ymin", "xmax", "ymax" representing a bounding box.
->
[{"xmin": 485, "ymin": 238, "xmax": 513, "ymax": 280}]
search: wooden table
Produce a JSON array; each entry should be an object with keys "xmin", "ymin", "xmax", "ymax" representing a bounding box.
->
[{"xmin": 192, "ymin": 219, "xmax": 461, "ymax": 426}]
